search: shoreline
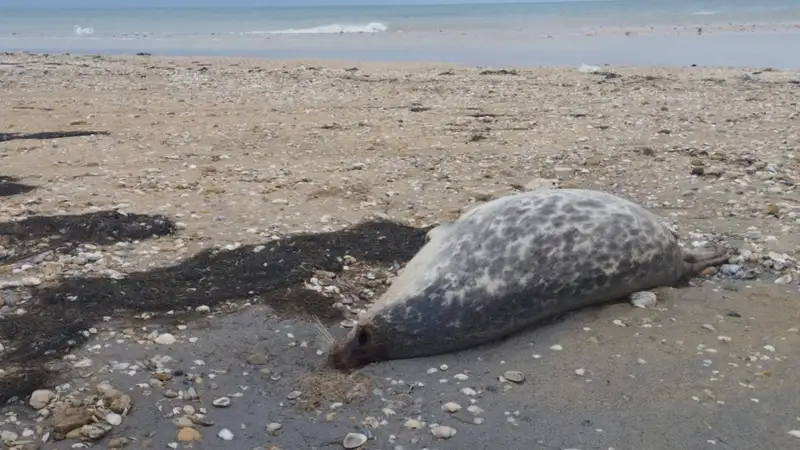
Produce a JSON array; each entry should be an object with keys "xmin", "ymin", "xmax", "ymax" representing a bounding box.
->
[{"xmin": 3, "ymin": 20, "xmax": 800, "ymax": 69}]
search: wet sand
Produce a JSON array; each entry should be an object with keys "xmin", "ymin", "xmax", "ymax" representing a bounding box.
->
[{"xmin": 0, "ymin": 52, "xmax": 799, "ymax": 449}]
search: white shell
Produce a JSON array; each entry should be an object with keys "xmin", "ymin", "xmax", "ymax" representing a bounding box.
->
[
  {"xmin": 212, "ymin": 397, "xmax": 231, "ymax": 407},
  {"xmin": 342, "ymin": 432, "xmax": 368, "ymax": 448},
  {"xmin": 503, "ymin": 371, "xmax": 525, "ymax": 383},
  {"xmin": 629, "ymin": 291, "xmax": 657, "ymax": 309}
]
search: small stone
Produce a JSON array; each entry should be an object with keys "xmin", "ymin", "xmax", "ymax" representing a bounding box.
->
[
  {"xmin": 404, "ymin": 419, "xmax": 422, "ymax": 429},
  {"xmin": 342, "ymin": 432, "xmax": 368, "ymax": 448},
  {"xmin": 164, "ymin": 389, "xmax": 179, "ymax": 398},
  {"xmin": 789, "ymin": 430, "xmax": 800, "ymax": 439},
  {"xmin": 766, "ymin": 204, "xmax": 781, "ymax": 216},
  {"xmin": 1, "ymin": 430, "xmax": 19, "ymax": 442},
  {"xmin": 212, "ymin": 397, "xmax": 232, "ymax": 408},
  {"xmin": 266, "ymin": 422, "xmax": 282, "ymax": 436},
  {"xmin": 154, "ymin": 333, "xmax": 177, "ymax": 345},
  {"xmin": 549, "ymin": 344, "xmax": 563, "ymax": 351},
  {"xmin": 217, "ymin": 428, "xmax": 234, "ymax": 440},
  {"xmin": 503, "ymin": 371, "xmax": 525, "ymax": 383},
  {"xmin": 52, "ymin": 406, "xmax": 94, "ymax": 434},
  {"xmin": 775, "ymin": 274, "xmax": 793, "ymax": 285},
  {"xmin": 108, "ymin": 437, "xmax": 130, "ymax": 448},
  {"xmin": 441, "ymin": 402, "xmax": 462, "ymax": 413},
  {"xmin": 430, "ymin": 425, "xmax": 457, "ymax": 439},
  {"xmin": 105, "ymin": 412, "xmax": 123, "ymax": 426},
  {"xmin": 178, "ymin": 427, "xmax": 201, "ymax": 441},
  {"xmin": 467, "ymin": 405, "xmax": 484, "ymax": 415},
  {"xmin": 21, "ymin": 276, "xmax": 42, "ymax": 286},
  {"xmin": 29, "ymin": 389, "xmax": 55, "ymax": 409},
  {"xmin": 80, "ymin": 424, "xmax": 110, "ymax": 440},
  {"xmin": 286, "ymin": 390, "xmax": 302, "ymax": 400},
  {"xmin": 109, "ymin": 394, "xmax": 133, "ymax": 414},
  {"xmin": 524, "ymin": 178, "xmax": 560, "ymax": 191},
  {"xmin": 247, "ymin": 352, "xmax": 268, "ymax": 365},
  {"xmin": 173, "ymin": 417, "xmax": 194, "ymax": 428}
]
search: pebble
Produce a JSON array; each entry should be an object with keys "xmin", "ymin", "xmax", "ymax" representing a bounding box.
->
[
  {"xmin": 441, "ymin": 402, "xmax": 462, "ymax": 413},
  {"xmin": 266, "ymin": 422, "xmax": 282, "ymax": 435},
  {"xmin": 28, "ymin": 389, "xmax": 54, "ymax": 410},
  {"xmin": 246, "ymin": 352, "xmax": 268, "ymax": 365},
  {"xmin": 404, "ymin": 419, "xmax": 422, "ymax": 429},
  {"xmin": 789, "ymin": 430, "xmax": 800, "ymax": 439},
  {"xmin": 178, "ymin": 427, "xmax": 201, "ymax": 441},
  {"xmin": 154, "ymin": 333, "xmax": 177, "ymax": 345},
  {"xmin": 1, "ymin": 430, "xmax": 19, "ymax": 442},
  {"xmin": 217, "ymin": 428, "xmax": 234, "ymax": 440},
  {"xmin": 105, "ymin": 412, "xmax": 123, "ymax": 426},
  {"xmin": 286, "ymin": 390, "xmax": 302, "ymax": 400},
  {"xmin": 108, "ymin": 437, "xmax": 131, "ymax": 448},
  {"xmin": 174, "ymin": 417, "xmax": 194, "ymax": 428},
  {"xmin": 460, "ymin": 387, "xmax": 477, "ymax": 396},
  {"xmin": 430, "ymin": 425, "xmax": 457, "ymax": 439}
]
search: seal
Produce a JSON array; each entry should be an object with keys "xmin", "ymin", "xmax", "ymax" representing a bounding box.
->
[{"xmin": 328, "ymin": 188, "xmax": 728, "ymax": 371}]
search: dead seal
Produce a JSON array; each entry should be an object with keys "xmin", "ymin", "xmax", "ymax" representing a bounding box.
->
[{"xmin": 327, "ymin": 188, "xmax": 728, "ymax": 371}]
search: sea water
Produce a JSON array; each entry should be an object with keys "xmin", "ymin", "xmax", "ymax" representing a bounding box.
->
[{"xmin": 1, "ymin": 0, "xmax": 799, "ymax": 67}]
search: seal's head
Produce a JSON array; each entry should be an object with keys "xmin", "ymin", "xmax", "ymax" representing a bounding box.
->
[{"xmin": 328, "ymin": 321, "xmax": 389, "ymax": 371}]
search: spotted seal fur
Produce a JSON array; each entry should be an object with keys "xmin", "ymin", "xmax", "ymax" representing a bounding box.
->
[{"xmin": 328, "ymin": 188, "xmax": 728, "ymax": 370}]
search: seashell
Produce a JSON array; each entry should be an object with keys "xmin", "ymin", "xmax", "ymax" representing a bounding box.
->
[
  {"xmin": 503, "ymin": 371, "xmax": 525, "ymax": 383},
  {"xmin": 342, "ymin": 432, "xmax": 368, "ymax": 448},
  {"xmin": 629, "ymin": 291, "xmax": 657, "ymax": 309}
]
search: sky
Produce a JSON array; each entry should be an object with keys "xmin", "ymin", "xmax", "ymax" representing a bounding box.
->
[{"xmin": 1, "ymin": 0, "xmax": 590, "ymax": 9}]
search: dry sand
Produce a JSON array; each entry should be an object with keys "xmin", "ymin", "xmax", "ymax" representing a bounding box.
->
[{"xmin": 1, "ymin": 52, "xmax": 799, "ymax": 449}]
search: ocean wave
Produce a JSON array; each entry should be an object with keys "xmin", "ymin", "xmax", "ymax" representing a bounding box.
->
[
  {"xmin": 265, "ymin": 22, "xmax": 388, "ymax": 35},
  {"xmin": 74, "ymin": 25, "xmax": 95, "ymax": 36},
  {"xmin": 692, "ymin": 10, "xmax": 718, "ymax": 16}
]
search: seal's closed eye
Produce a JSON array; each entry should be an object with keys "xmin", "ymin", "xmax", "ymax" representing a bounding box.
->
[{"xmin": 358, "ymin": 329, "xmax": 369, "ymax": 346}]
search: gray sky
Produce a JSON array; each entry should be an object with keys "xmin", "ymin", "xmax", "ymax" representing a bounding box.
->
[{"xmin": 2, "ymin": 0, "xmax": 588, "ymax": 9}]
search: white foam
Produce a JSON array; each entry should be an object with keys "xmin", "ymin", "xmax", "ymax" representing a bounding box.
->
[
  {"xmin": 692, "ymin": 10, "xmax": 718, "ymax": 16},
  {"xmin": 266, "ymin": 21, "xmax": 388, "ymax": 35},
  {"xmin": 74, "ymin": 25, "xmax": 95, "ymax": 36}
]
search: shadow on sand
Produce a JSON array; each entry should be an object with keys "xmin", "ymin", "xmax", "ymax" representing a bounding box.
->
[
  {"xmin": 0, "ymin": 176, "xmax": 36, "ymax": 197},
  {"xmin": 0, "ymin": 215, "xmax": 430, "ymax": 404}
]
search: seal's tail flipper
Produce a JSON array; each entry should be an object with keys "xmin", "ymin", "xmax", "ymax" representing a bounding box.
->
[{"xmin": 681, "ymin": 249, "xmax": 730, "ymax": 277}]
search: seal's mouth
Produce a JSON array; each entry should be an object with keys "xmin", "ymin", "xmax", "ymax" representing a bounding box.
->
[{"xmin": 327, "ymin": 324, "xmax": 382, "ymax": 371}]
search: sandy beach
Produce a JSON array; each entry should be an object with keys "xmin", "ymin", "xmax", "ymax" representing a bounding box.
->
[{"xmin": 1, "ymin": 52, "xmax": 800, "ymax": 449}]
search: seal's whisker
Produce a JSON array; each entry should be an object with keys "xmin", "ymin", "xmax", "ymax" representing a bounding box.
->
[{"xmin": 311, "ymin": 314, "xmax": 335, "ymax": 344}]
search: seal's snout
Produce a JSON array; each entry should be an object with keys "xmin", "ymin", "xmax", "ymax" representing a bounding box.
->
[{"xmin": 327, "ymin": 323, "xmax": 382, "ymax": 371}]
